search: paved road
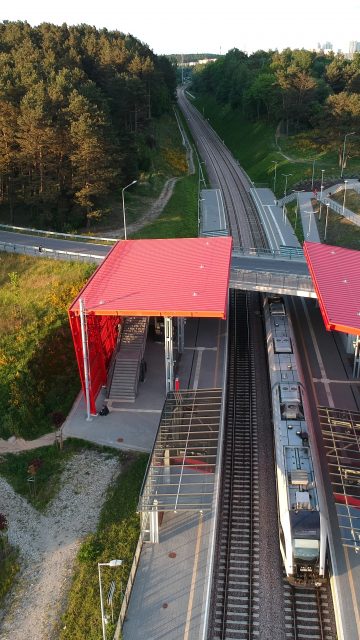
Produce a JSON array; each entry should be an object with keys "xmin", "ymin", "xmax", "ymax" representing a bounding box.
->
[{"xmin": 0, "ymin": 230, "xmax": 111, "ymax": 258}]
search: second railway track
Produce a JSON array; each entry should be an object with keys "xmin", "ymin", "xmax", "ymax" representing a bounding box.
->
[{"xmin": 209, "ymin": 289, "xmax": 260, "ymax": 640}]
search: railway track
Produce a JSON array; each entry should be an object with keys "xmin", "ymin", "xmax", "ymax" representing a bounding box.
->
[
  {"xmin": 284, "ymin": 579, "xmax": 337, "ymax": 640},
  {"xmin": 177, "ymin": 88, "xmax": 267, "ymax": 250},
  {"xmin": 209, "ymin": 289, "xmax": 260, "ymax": 639},
  {"xmin": 177, "ymin": 89, "xmax": 338, "ymax": 640}
]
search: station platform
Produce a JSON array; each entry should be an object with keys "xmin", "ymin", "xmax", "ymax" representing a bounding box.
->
[
  {"xmin": 117, "ymin": 316, "xmax": 227, "ymax": 640},
  {"xmin": 63, "ymin": 315, "xmax": 226, "ymax": 639},
  {"xmin": 289, "ymin": 296, "xmax": 360, "ymax": 640},
  {"xmin": 63, "ymin": 317, "xmax": 226, "ymax": 454}
]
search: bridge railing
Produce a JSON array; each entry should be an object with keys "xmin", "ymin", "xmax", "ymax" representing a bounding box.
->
[
  {"xmin": 232, "ymin": 246, "xmax": 305, "ymax": 261},
  {"xmin": 0, "ymin": 222, "xmax": 117, "ymax": 244},
  {"xmin": 0, "ymin": 240, "xmax": 103, "ymax": 264},
  {"xmin": 230, "ymin": 268, "xmax": 316, "ymax": 297}
]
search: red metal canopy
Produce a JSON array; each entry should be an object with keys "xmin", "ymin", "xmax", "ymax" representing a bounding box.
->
[
  {"xmin": 69, "ymin": 237, "xmax": 232, "ymax": 318},
  {"xmin": 304, "ymin": 242, "xmax": 360, "ymax": 335},
  {"xmin": 68, "ymin": 237, "xmax": 232, "ymax": 414}
]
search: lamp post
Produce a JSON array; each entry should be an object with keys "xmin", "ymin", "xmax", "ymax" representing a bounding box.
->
[
  {"xmin": 324, "ymin": 203, "xmax": 330, "ymax": 242},
  {"xmin": 98, "ymin": 560, "xmax": 123, "ymax": 640},
  {"xmin": 341, "ymin": 131, "xmax": 356, "ymax": 179},
  {"xmin": 319, "ymin": 169, "xmax": 325, "ymax": 220},
  {"xmin": 342, "ymin": 180, "xmax": 348, "ymax": 215},
  {"xmin": 311, "ymin": 159, "xmax": 316, "ymax": 191},
  {"xmin": 271, "ymin": 160, "xmax": 278, "ymax": 195},
  {"xmin": 122, "ymin": 180, "xmax": 137, "ymax": 240},
  {"xmin": 305, "ymin": 210, "xmax": 313, "ymax": 238},
  {"xmin": 292, "ymin": 189, "xmax": 305, "ymax": 231},
  {"xmin": 282, "ymin": 173, "xmax": 292, "ymax": 223}
]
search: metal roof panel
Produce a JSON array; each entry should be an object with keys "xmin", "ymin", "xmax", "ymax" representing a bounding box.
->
[
  {"xmin": 304, "ymin": 242, "xmax": 360, "ymax": 335},
  {"xmin": 69, "ymin": 237, "xmax": 232, "ymax": 319}
]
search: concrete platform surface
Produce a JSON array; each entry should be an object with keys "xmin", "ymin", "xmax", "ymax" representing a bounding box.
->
[
  {"xmin": 63, "ymin": 318, "xmax": 226, "ymax": 453},
  {"xmin": 123, "ymin": 512, "xmax": 212, "ymax": 640}
]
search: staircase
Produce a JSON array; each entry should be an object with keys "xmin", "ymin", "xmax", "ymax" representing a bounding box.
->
[{"xmin": 106, "ymin": 316, "xmax": 149, "ymax": 408}]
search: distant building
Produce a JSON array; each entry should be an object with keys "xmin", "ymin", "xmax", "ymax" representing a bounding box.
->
[
  {"xmin": 317, "ymin": 41, "xmax": 333, "ymax": 53},
  {"xmin": 183, "ymin": 58, "xmax": 217, "ymax": 67},
  {"xmin": 349, "ymin": 41, "xmax": 360, "ymax": 58}
]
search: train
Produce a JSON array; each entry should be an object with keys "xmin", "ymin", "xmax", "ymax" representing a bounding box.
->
[{"xmin": 263, "ymin": 295, "xmax": 328, "ymax": 587}]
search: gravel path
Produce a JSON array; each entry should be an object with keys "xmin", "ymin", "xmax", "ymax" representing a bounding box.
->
[{"xmin": 0, "ymin": 450, "xmax": 119, "ymax": 640}]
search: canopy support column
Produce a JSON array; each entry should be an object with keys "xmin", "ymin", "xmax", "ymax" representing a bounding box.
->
[
  {"xmin": 79, "ymin": 298, "xmax": 92, "ymax": 421},
  {"xmin": 177, "ymin": 317, "xmax": 185, "ymax": 354},
  {"xmin": 150, "ymin": 499, "xmax": 159, "ymax": 544},
  {"xmin": 165, "ymin": 316, "xmax": 174, "ymax": 393},
  {"xmin": 353, "ymin": 335, "xmax": 360, "ymax": 378}
]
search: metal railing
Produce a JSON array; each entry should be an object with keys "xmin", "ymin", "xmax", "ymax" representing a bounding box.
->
[
  {"xmin": 232, "ymin": 246, "xmax": 305, "ymax": 261},
  {"xmin": 0, "ymin": 223, "xmax": 117, "ymax": 243},
  {"xmin": 230, "ymin": 268, "xmax": 316, "ymax": 297},
  {"xmin": 317, "ymin": 196, "xmax": 360, "ymax": 227},
  {"xmin": 0, "ymin": 240, "xmax": 103, "ymax": 264},
  {"xmin": 113, "ymin": 533, "xmax": 144, "ymax": 639}
]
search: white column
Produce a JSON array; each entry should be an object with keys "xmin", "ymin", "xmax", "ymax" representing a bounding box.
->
[
  {"xmin": 79, "ymin": 298, "xmax": 92, "ymax": 421},
  {"xmin": 165, "ymin": 317, "xmax": 174, "ymax": 393},
  {"xmin": 150, "ymin": 499, "xmax": 159, "ymax": 543},
  {"xmin": 353, "ymin": 336, "xmax": 360, "ymax": 378}
]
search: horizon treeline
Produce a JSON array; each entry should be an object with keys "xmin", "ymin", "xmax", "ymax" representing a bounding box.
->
[
  {"xmin": 193, "ymin": 48, "xmax": 360, "ymax": 143},
  {"xmin": 0, "ymin": 21, "xmax": 176, "ymax": 229}
]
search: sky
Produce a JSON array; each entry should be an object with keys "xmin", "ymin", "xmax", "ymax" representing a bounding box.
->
[{"xmin": 2, "ymin": 0, "xmax": 360, "ymax": 55}]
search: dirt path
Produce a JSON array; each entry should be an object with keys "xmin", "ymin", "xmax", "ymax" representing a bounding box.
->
[
  {"xmin": 0, "ymin": 433, "xmax": 56, "ymax": 454},
  {"xmin": 0, "ymin": 450, "xmax": 119, "ymax": 640}
]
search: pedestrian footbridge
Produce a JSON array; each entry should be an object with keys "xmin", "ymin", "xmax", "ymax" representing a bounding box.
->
[{"xmin": 230, "ymin": 247, "xmax": 316, "ymax": 298}]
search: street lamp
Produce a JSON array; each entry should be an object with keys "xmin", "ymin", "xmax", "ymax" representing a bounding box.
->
[
  {"xmin": 311, "ymin": 159, "xmax": 316, "ymax": 191},
  {"xmin": 341, "ymin": 131, "xmax": 356, "ymax": 179},
  {"xmin": 342, "ymin": 180, "xmax": 349, "ymax": 215},
  {"xmin": 98, "ymin": 560, "xmax": 123, "ymax": 640},
  {"xmin": 271, "ymin": 160, "xmax": 278, "ymax": 195},
  {"xmin": 324, "ymin": 203, "xmax": 330, "ymax": 242},
  {"xmin": 292, "ymin": 189, "xmax": 305, "ymax": 231},
  {"xmin": 304, "ymin": 210, "xmax": 313, "ymax": 238},
  {"xmin": 122, "ymin": 180, "xmax": 137, "ymax": 240},
  {"xmin": 282, "ymin": 173, "xmax": 292, "ymax": 223},
  {"xmin": 319, "ymin": 169, "xmax": 325, "ymax": 220}
]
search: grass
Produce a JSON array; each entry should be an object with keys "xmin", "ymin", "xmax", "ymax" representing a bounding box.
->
[
  {"xmin": 284, "ymin": 201, "xmax": 305, "ymax": 244},
  {"xmin": 330, "ymin": 189, "xmax": 360, "ymax": 215},
  {"xmin": 283, "ymin": 196, "xmax": 360, "ymax": 250},
  {"xmin": 316, "ymin": 205, "xmax": 360, "ymax": 249},
  {"xmin": 131, "ymin": 171, "xmax": 198, "ymax": 239},
  {"xmin": 190, "ymin": 94, "xmax": 360, "ymax": 198},
  {"xmin": 0, "ymin": 254, "xmax": 95, "ymax": 440},
  {"xmin": 0, "ymin": 542, "xmax": 19, "ymax": 605},
  {"xmin": 60, "ymin": 453, "xmax": 148, "ymax": 640},
  {"xmin": 0, "ymin": 439, "xmax": 118, "ymax": 512}
]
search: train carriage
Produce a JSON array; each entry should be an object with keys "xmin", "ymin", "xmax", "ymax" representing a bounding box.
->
[{"xmin": 263, "ymin": 295, "xmax": 328, "ymax": 587}]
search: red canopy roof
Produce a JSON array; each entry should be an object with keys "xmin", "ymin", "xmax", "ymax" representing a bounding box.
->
[
  {"xmin": 69, "ymin": 237, "xmax": 232, "ymax": 319},
  {"xmin": 304, "ymin": 242, "xmax": 360, "ymax": 334}
]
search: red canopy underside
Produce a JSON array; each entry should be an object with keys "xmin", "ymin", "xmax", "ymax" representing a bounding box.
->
[
  {"xmin": 304, "ymin": 242, "xmax": 360, "ymax": 335},
  {"xmin": 69, "ymin": 237, "xmax": 232, "ymax": 319}
]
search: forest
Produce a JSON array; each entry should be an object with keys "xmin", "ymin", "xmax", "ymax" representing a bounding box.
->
[
  {"xmin": 192, "ymin": 48, "xmax": 360, "ymax": 152},
  {"xmin": 0, "ymin": 21, "xmax": 176, "ymax": 230}
]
